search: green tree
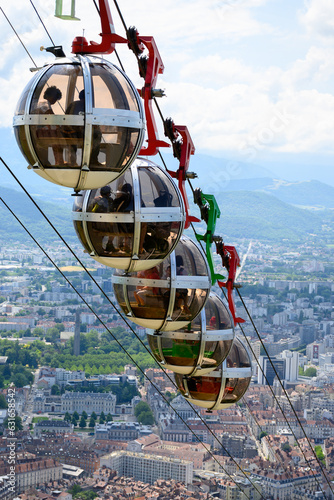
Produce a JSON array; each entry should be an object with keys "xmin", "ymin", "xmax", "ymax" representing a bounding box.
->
[
  {"xmin": 89, "ymin": 417, "xmax": 96, "ymax": 428},
  {"xmin": 91, "ymin": 412, "xmax": 97, "ymax": 421},
  {"xmin": 68, "ymin": 484, "xmax": 82, "ymax": 496},
  {"xmin": 134, "ymin": 401, "xmax": 154, "ymax": 425},
  {"xmin": 82, "ymin": 411, "xmax": 88, "ymax": 419},
  {"xmin": 304, "ymin": 367, "xmax": 317, "ymax": 377},
  {"xmin": 0, "ymin": 394, "xmax": 7, "ymax": 409},
  {"xmin": 281, "ymin": 442, "xmax": 292, "ymax": 453},
  {"xmin": 106, "ymin": 413, "xmax": 113, "ymax": 422},
  {"xmin": 136, "ymin": 410, "xmax": 154, "ymax": 425},
  {"xmin": 73, "ymin": 411, "xmax": 80, "ymax": 421},
  {"xmin": 4, "ymin": 415, "xmax": 22, "ymax": 431},
  {"xmin": 315, "ymin": 445, "xmax": 326, "ymax": 465},
  {"xmin": 51, "ymin": 384, "xmax": 60, "ymax": 395},
  {"xmin": 64, "ymin": 412, "xmax": 71, "ymax": 422},
  {"xmin": 79, "ymin": 416, "xmax": 86, "ymax": 428}
]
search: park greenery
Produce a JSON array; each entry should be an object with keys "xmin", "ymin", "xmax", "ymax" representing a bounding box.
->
[
  {"xmin": 0, "ymin": 328, "xmax": 157, "ymax": 385},
  {"xmin": 134, "ymin": 401, "xmax": 154, "ymax": 426}
]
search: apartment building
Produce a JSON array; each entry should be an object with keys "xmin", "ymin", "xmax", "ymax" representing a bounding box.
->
[{"xmin": 100, "ymin": 450, "xmax": 193, "ymax": 485}]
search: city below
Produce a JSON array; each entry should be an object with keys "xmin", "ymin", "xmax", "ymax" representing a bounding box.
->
[{"xmin": 0, "ymin": 239, "xmax": 333, "ymax": 500}]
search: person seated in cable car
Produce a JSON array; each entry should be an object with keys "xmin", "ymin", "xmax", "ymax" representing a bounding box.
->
[
  {"xmin": 175, "ymin": 255, "xmax": 190, "ymax": 316},
  {"xmin": 33, "ymin": 86, "xmax": 64, "ymax": 165},
  {"xmin": 64, "ymin": 89, "xmax": 103, "ymax": 167},
  {"xmin": 134, "ymin": 267, "xmax": 161, "ymax": 307}
]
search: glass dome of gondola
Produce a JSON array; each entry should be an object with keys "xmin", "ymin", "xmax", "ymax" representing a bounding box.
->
[
  {"xmin": 13, "ymin": 55, "xmax": 145, "ymax": 190},
  {"xmin": 174, "ymin": 337, "xmax": 252, "ymax": 410},
  {"xmin": 147, "ymin": 291, "xmax": 235, "ymax": 376},
  {"xmin": 72, "ymin": 158, "xmax": 185, "ymax": 272},
  {"xmin": 112, "ymin": 235, "xmax": 211, "ymax": 332}
]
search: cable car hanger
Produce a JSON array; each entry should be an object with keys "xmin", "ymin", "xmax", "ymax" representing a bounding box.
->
[{"xmin": 193, "ymin": 188, "xmax": 245, "ymax": 326}]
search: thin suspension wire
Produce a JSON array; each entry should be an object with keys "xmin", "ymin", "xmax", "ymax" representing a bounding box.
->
[
  {"xmin": 0, "ymin": 196, "xmax": 257, "ymax": 500},
  {"xmin": 113, "ymin": 0, "xmax": 334, "ymax": 483},
  {"xmin": 3, "ymin": 1, "xmax": 328, "ymax": 492},
  {"xmin": 241, "ymin": 397, "xmax": 295, "ymax": 480},
  {"xmin": 92, "ymin": 0, "xmax": 125, "ymax": 72},
  {"xmin": 193, "ymin": 230, "xmax": 326, "ymax": 494},
  {"xmin": 0, "ymin": 159, "xmax": 264, "ymax": 499},
  {"xmin": 106, "ymin": 2, "xmax": 331, "ymax": 493},
  {"xmin": 29, "ymin": 0, "xmax": 55, "ymax": 46},
  {"xmin": 222, "ymin": 290, "xmax": 327, "ymax": 496},
  {"xmin": 237, "ymin": 289, "xmax": 332, "ymax": 496},
  {"xmin": 0, "ymin": 7, "xmax": 37, "ymax": 67}
]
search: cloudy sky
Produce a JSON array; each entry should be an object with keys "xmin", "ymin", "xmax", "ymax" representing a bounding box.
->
[{"xmin": 1, "ymin": 0, "xmax": 334, "ymax": 178}]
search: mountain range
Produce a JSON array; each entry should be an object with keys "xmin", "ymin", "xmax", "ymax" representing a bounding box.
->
[{"xmin": 1, "ymin": 127, "xmax": 334, "ymax": 244}]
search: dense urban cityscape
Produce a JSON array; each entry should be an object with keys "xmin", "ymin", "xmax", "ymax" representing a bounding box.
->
[{"xmin": 0, "ymin": 239, "xmax": 332, "ymax": 499}]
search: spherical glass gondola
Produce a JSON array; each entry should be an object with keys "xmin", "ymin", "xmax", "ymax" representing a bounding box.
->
[
  {"xmin": 13, "ymin": 55, "xmax": 145, "ymax": 190},
  {"xmin": 112, "ymin": 235, "xmax": 211, "ymax": 332},
  {"xmin": 174, "ymin": 337, "xmax": 252, "ymax": 411},
  {"xmin": 147, "ymin": 292, "xmax": 235, "ymax": 376},
  {"xmin": 72, "ymin": 158, "xmax": 185, "ymax": 272}
]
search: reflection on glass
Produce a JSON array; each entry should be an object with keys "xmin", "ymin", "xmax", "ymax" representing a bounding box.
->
[
  {"xmin": 226, "ymin": 338, "xmax": 251, "ymax": 368},
  {"xmin": 147, "ymin": 336, "xmax": 162, "ymax": 363},
  {"xmin": 138, "ymin": 167, "xmax": 179, "ymax": 207},
  {"xmin": 222, "ymin": 377, "xmax": 250, "ymax": 403}
]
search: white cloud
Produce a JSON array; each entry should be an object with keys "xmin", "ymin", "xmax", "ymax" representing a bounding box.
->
[
  {"xmin": 1, "ymin": 0, "xmax": 334, "ymax": 156},
  {"xmin": 300, "ymin": 0, "xmax": 334, "ymax": 39}
]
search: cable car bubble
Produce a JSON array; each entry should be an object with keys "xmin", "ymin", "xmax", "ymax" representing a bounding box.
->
[
  {"xmin": 174, "ymin": 337, "xmax": 252, "ymax": 411},
  {"xmin": 13, "ymin": 55, "xmax": 145, "ymax": 191},
  {"xmin": 72, "ymin": 158, "xmax": 186, "ymax": 272},
  {"xmin": 147, "ymin": 291, "xmax": 235, "ymax": 376},
  {"xmin": 112, "ymin": 235, "xmax": 211, "ymax": 332}
]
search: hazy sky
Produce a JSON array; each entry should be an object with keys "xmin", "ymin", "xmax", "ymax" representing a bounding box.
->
[{"xmin": 1, "ymin": 0, "xmax": 334, "ymax": 163}]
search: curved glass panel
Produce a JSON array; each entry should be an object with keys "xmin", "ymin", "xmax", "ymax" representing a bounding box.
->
[
  {"xmin": 15, "ymin": 75, "xmax": 36, "ymax": 115},
  {"xmin": 113, "ymin": 284, "xmax": 129, "ymax": 315},
  {"xmin": 30, "ymin": 64, "xmax": 83, "ymax": 115},
  {"xmin": 139, "ymin": 222, "xmax": 182, "ymax": 261},
  {"xmin": 84, "ymin": 179, "xmax": 134, "ymax": 256},
  {"xmin": 162, "ymin": 338, "xmax": 201, "ymax": 367},
  {"xmin": 28, "ymin": 64, "xmax": 84, "ymax": 168},
  {"xmin": 127, "ymin": 267, "xmax": 166, "ymax": 319},
  {"xmin": 221, "ymin": 377, "xmax": 251, "ymax": 404},
  {"xmin": 73, "ymin": 221, "xmax": 91, "ymax": 253},
  {"xmin": 202, "ymin": 341, "xmax": 230, "ymax": 370},
  {"xmin": 90, "ymin": 63, "xmax": 139, "ymax": 112},
  {"xmin": 178, "ymin": 374, "xmax": 221, "ymax": 402},
  {"xmin": 147, "ymin": 336, "xmax": 163, "ymax": 363},
  {"xmin": 88, "ymin": 222, "xmax": 134, "ymax": 257},
  {"xmin": 90, "ymin": 127, "xmax": 140, "ymax": 172},
  {"xmin": 14, "ymin": 126, "xmax": 35, "ymax": 165},
  {"xmin": 138, "ymin": 167, "xmax": 180, "ymax": 208},
  {"xmin": 205, "ymin": 294, "xmax": 233, "ymax": 330},
  {"xmin": 175, "ymin": 239, "xmax": 208, "ymax": 277},
  {"xmin": 226, "ymin": 338, "xmax": 251, "ymax": 368},
  {"xmin": 171, "ymin": 288, "xmax": 208, "ymax": 322}
]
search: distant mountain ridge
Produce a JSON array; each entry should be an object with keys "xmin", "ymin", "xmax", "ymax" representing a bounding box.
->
[{"xmin": 211, "ymin": 177, "xmax": 334, "ymax": 209}]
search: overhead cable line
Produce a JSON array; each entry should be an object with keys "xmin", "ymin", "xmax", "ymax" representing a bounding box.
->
[
  {"xmin": 237, "ymin": 289, "xmax": 333, "ymax": 496},
  {"xmin": 0, "ymin": 157, "xmax": 265, "ymax": 499},
  {"xmin": 3, "ymin": 2, "xmax": 329, "ymax": 494},
  {"xmin": 107, "ymin": 3, "xmax": 334, "ymax": 492},
  {"xmin": 29, "ymin": 0, "xmax": 55, "ymax": 46},
  {"xmin": 241, "ymin": 397, "xmax": 296, "ymax": 481},
  {"xmin": 0, "ymin": 7, "xmax": 37, "ymax": 67},
  {"xmin": 108, "ymin": 2, "xmax": 333, "ymax": 492},
  {"xmin": 0, "ymin": 194, "xmax": 259, "ymax": 500}
]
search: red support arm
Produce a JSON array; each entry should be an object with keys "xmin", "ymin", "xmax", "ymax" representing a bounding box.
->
[
  {"xmin": 165, "ymin": 123, "xmax": 200, "ymax": 229},
  {"xmin": 72, "ymin": 0, "xmax": 127, "ymax": 55},
  {"xmin": 216, "ymin": 243, "xmax": 245, "ymax": 325},
  {"xmin": 136, "ymin": 36, "xmax": 170, "ymax": 155}
]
